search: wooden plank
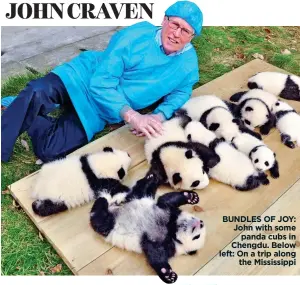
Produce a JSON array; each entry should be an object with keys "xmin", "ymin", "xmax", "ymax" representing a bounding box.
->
[
  {"xmin": 78, "ymin": 123, "xmax": 300, "ymax": 275},
  {"xmin": 196, "ymin": 180, "xmax": 300, "ymax": 275},
  {"xmin": 8, "ymin": 59, "xmax": 300, "ymax": 276}
]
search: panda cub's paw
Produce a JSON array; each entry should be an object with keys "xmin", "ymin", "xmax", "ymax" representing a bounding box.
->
[
  {"xmin": 159, "ymin": 267, "xmax": 178, "ymax": 284},
  {"xmin": 183, "ymin": 191, "xmax": 199, "ymax": 205}
]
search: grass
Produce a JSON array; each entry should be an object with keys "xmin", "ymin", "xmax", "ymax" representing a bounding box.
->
[{"xmin": 1, "ymin": 26, "xmax": 300, "ymax": 275}]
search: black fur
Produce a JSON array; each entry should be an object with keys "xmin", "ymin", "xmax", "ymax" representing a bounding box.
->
[
  {"xmin": 230, "ymin": 91, "xmax": 247, "ymax": 102},
  {"xmin": 248, "ymin": 82, "xmax": 262, "ymax": 90},
  {"xmin": 279, "ymin": 75, "xmax": 300, "ymax": 101},
  {"xmin": 208, "ymin": 138, "xmax": 226, "ymax": 151},
  {"xmin": 269, "ymin": 160, "xmax": 280, "ymax": 179},
  {"xmin": 185, "ymin": 149, "xmax": 193, "ymax": 159},
  {"xmin": 224, "ymin": 100, "xmax": 238, "ymax": 115},
  {"xmin": 32, "ymin": 199, "xmax": 68, "ymax": 216},
  {"xmin": 171, "ymin": 111, "xmax": 192, "ymax": 129},
  {"xmin": 235, "ymin": 173, "xmax": 269, "ymax": 191},
  {"xmin": 281, "ymin": 134, "xmax": 295, "ymax": 149},
  {"xmin": 117, "ymin": 167, "xmax": 126, "ymax": 180},
  {"xmin": 103, "ymin": 146, "xmax": 113, "ymax": 152},
  {"xmin": 90, "ymin": 197, "xmax": 116, "ymax": 237},
  {"xmin": 275, "ymin": 110, "xmax": 297, "ymax": 121},
  {"xmin": 172, "ymin": 173, "xmax": 182, "ymax": 185}
]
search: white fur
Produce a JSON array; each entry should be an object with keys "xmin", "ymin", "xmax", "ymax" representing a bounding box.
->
[
  {"xmin": 144, "ymin": 117, "xmax": 187, "ymax": 163},
  {"xmin": 31, "ymin": 149, "xmax": 132, "ymax": 209},
  {"xmin": 181, "ymin": 95, "xmax": 229, "ymax": 121},
  {"xmin": 160, "ymin": 146, "xmax": 210, "ymax": 190},
  {"xmin": 232, "ymin": 132, "xmax": 276, "ymax": 171},
  {"xmin": 248, "ymin": 72, "xmax": 300, "ymax": 96},
  {"xmin": 101, "ymin": 197, "xmax": 206, "ymax": 255},
  {"xmin": 185, "ymin": 121, "xmax": 260, "ymax": 188},
  {"xmin": 273, "ymin": 101, "xmax": 300, "ymax": 147},
  {"xmin": 238, "ymin": 89, "xmax": 278, "ymax": 109},
  {"xmin": 182, "ymin": 95, "xmax": 240, "ymax": 142},
  {"xmin": 240, "ymin": 99, "xmax": 270, "ymax": 129}
]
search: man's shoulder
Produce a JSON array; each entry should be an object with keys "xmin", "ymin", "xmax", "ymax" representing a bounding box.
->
[{"xmin": 119, "ymin": 21, "xmax": 157, "ymax": 37}]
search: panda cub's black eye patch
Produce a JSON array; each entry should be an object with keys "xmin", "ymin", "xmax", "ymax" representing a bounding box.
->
[
  {"xmin": 275, "ymin": 102, "xmax": 280, "ymax": 106},
  {"xmin": 244, "ymin": 120, "xmax": 251, "ymax": 125},
  {"xmin": 118, "ymin": 167, "xmax": 126, "ymax": 179},
  {"xmin": 191, "ymin": 180, "xmax": 200, "ymax": 188},
  {"xmin": 254, "ymin": 159, "xmax": 259, "ymax": 163},
  {"xmin": 103, "ymin": 146, "xmax": 113, "ymax": 152},
  {"xmin": 265, "ymin": 161, "xmax": 269, "ymax": 167},
  {"xmin": 245, "ymin": 106, "xmax": 253, "ymax": 112},
  {"xmin": 192, "ymin": 234, "xmax": 200, "ymax": 240},
  {"xmin": 185, "ymin": 149, "xmax": 193, "ymax": 159},
  {"xmin": 173, "ymin": 173, "xmax": 182, "ymax": 185},
  {"xmin": 187, "ymin": 134, "xmax": 192, "ymax": 141}
]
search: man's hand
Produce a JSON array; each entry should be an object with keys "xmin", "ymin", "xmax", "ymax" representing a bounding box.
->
[{"xmin": 123, "ymin": 110, "xmax": 164, "ymax": 139}]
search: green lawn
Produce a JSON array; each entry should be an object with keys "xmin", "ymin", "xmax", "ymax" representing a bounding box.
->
[{"xmin": 1, "ymin": 26, "xmax": 300, "ymax": 275}]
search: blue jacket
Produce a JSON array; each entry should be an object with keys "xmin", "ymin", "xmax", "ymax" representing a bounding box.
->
[{"xmin": 52, "ymin": 22, "xmax": 199, "ymax": 141}]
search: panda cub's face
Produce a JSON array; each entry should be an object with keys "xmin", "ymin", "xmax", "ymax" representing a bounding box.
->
[
  {"xmin": 250, "ymin": 146, "xmax": 276, "ymax": 172},
  {"xmin": 176, "ymin": 212, "xmax": 206, "ymax": 254},
  {"xmin": 241, "ymin": 101, "xmax": 269, "ymax": 130},
  {"xmin": 160, "ymin": 146, "xmax": 210, "ymax": 190}
]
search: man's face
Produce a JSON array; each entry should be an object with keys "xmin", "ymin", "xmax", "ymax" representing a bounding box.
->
[{"xmin": 161, "ymin": 16, "xmax": 194, "ymax": 55}]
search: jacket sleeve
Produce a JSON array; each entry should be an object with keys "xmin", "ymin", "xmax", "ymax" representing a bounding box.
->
[
  {"xmin": 89, "ymin": 30, "xmax": 132, "ymax": 123},
  {"xmin": 152, "ymin": 72, "xmax": 199, "ymax": 119}
]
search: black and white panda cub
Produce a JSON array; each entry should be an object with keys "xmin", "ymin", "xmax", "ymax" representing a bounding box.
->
[
  {"xmin": 232, "ymin": 132, "xmax": 279, "ymax": 178},
  {"xmin": 90, "ymin": 173, "xmax": 206, "ymax": 284},
  {"xmin": 230, "ymin": 89, "xmax": 278, "ymax": 135},
  {"xmin": 31, "ymin": 147, "xmax": 132, "ymax": 216},
  {"xmin": 272, "ymin": 100, "xmax": 300, "ymax": 148},
  {"xmin": 145, "ymin": 115, "xmax": 220, "ymax": 190},
  {"xmin": 179, "ymin": 95, "xmax": 261, "ymax": 141},
  {"xmin": 248, "ymin": 71, "xmax": 300, "ymax": 101},
  {"xmin": 184, "ymin": 121, "xmax": 269, "ymax": 190}
]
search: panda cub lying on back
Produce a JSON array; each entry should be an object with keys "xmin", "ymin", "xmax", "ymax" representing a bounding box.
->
[
  {"xmin": 184, "ymin": 121, "xmax": 269, "ymax": 190},
  {"xmin": 248, "ymin": 71, "xmax": 300, "ymax": 101},
  {"xmin": 90, "ymin": 172, "xmax": 206, "ymax": 284},
  {"xmin": 31, "ymin": 147, "xmax": 132, "ymax": 216}
]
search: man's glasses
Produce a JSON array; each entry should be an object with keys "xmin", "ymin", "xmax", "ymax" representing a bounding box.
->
[{"xmin": 166, "ymin": 17, "xmax": 194, "ymax": 38}]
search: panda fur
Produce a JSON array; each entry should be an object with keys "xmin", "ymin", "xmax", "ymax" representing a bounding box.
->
[
  {"xmin": 144, "ymin": 115, "xmax": 220, "ymax": 190},
  {"xmin": 248, "ymin": 71, "xmax": 300, "ymax": 101},
  {"xmin": 230, "ymin": 89, "xmax": 277, "ymax": 135},
  {"xmin": 184, "ymin": 121, "xmax": 269, "ymax": 190},
  {"xmin": 90, "ymin": 172, "xmax": 206, "ymax": 283},
  {"xmin": 232, "ymin": 132, "xmax": 279, "ymax": 178},
  {"xmin": 31, "ymin": 147, "xmax": 132, "ymax": 216},
  {"xmin": 272, "ymin": 100, "xmax": 300, "ymax": 148},
  {"xmin": 179, "ymin": 95, "xmax": 260, "ymax": 142}
]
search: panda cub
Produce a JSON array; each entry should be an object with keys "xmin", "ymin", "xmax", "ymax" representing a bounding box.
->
[
  {"xmin": 232, "ymin": 132, "xmax": 279, "ymax": 178},
  {"xmin": 230, "ymin": 89, "xmax": 278, "ymax": 135},
  {"xmin": 31, "ymin": 147, "xmax": 132, "ymax": 216},
  {"xmin": 248, "ymin": 71, "xmax": 300, "ymax": 101},
  {"xmin": 90, "ymin": 172, "xmax": 206, "ymax": 284},
  {"xmin": 272, "ymin": 100, "xmax": 300, "ymax": 148},
  {"xmin": 179, "ymin": 95, "xmax": 260, "ymax": 142},
  {"xmin": 145, "ymin": 116, "xmax": 220, "ymax": 190},
  {"xmin": 184, "ymin": 121, "xmax": 269, "ymax": 190}
]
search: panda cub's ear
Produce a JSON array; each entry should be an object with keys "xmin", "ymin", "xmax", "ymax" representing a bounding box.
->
[
  {"xmin": 103, "ymin": 146, "xmax": 113, "ymax": 152},
  {"xmin": 208, "ymin": 123, "xmax": 220, "ymax": 131},
  {"xmin": 185, "ymin": 149, "xmax": 194, "ymax": 159}
]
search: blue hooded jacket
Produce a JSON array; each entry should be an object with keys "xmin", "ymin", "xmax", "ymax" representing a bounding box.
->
[{"xmin": 52, "ymin": 21, "xmax": 199, "ymax": 141}]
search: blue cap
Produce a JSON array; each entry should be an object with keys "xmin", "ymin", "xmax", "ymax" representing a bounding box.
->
[{"xmin": 165, "ymin": 1, "xmax": 203, "ymax": 36}]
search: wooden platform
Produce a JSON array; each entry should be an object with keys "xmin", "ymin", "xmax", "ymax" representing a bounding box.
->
[{"xmin": 8, "ymin": 59, "xmax": 300, "ymax": 276}]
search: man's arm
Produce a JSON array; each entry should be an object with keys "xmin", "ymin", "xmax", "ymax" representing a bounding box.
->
[{"xmin": 152, "ymin": 72, "xmax": 199, "ymax": 120}]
